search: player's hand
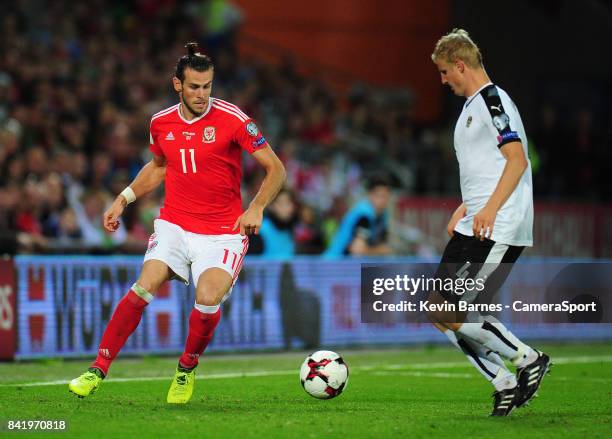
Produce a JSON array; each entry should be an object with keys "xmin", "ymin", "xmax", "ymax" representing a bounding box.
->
[
  {"xmin": 232, "ymin": 205, "xmax": 263, "ymax": 235},
  {"xmin": 472, "ymin": 205, "xmax": 497, "ymax": 241},
  {"xmin": 103, "ymin": 196, "xmax": 127, "ymax": 233},
  {"xmin": 447, "ymin": 204, "xmax": 467, "ymax": 238}
]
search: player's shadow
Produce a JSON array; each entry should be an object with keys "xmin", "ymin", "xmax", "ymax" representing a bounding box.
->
[{"xmin": 279, "ymin": 263, "xmax": 321, "ymax": 350}]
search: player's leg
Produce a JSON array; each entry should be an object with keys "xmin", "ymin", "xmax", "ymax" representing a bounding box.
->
[
  {"xmin": 70, "ymin": 219, "xmax": 190, "ymax": 398},
  {"xmin": 90, "ymin": 260, "xmax": 171, "ymax": 375},
  {"xmin": 427, "ymin": 234, "xmax": 521, "ymax": 415},
  {"xmin": 429, "ymin": 235, "xmax": 514, "ymax": 382},
  {"xmin": 454, "ymin": 317, "xmax": 537, "ymax": 365},
  {"xmin": 180, "ymin": 268, "xmax": 229, "ymax": 368},
  {"xmin": 434, "ymin": 315, "xmax": 516, "ymax": 402},
  {"xmin": 68, "ymin": 260, "xmax": 171, "ymax": 398},
  {"xmin": 445, "ymin": 242, "xmax": 550, "ymax": 410},
  {"xmin": 181, "ymin": 234, "xmax": 248, "ymax": 371},
  {"xmin": 428, "ymin": 237, "xmax": 530, "ymax": 363},
  {"xmin": 442, "ymin": 324, "xmax": 515, "ymax": 385},
  {"xmin": 93, "ymin": 221, "xmax": 191, "ymax": 377},
  {"xmin": 167, "ymin": 234, "xmax": 248, "ymax": 404},
  {"xmin": 450, "ymin": 245, "xmax": 540, "ymax": 366},
  {"xmin": 167, "ymin": 268, "xmax": 230, "ymax": 404},
  {"xmin": 480, "ymin": 314, "xmax": 552, "ymax": 408},
  {"xmin": 454, "ymin": 313, "xmax": 551, "ymax": 413}
]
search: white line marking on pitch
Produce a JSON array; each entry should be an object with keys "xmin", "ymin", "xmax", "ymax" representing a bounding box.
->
[
  {"xmin": 372, "ymin": 371, "xmax": 474, "ymax": 379},
  {"xmin": 1, "ymin": 355, "xmax": 610, "ymax": 388}
]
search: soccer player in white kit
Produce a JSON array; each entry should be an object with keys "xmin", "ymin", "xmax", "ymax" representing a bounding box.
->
[{"xmin": 428, "ymin": 29, "xmax": 551, "ymax": 416}]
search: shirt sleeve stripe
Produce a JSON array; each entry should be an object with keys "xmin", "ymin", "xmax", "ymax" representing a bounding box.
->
[
  {"xmin": 479, "ymin": 85, "xmax": 521, "ymax": 148},
  {"xmin": 213, "ymin": 99, "xmax": 249, "ymax": 120},
  {"xmin": 151, "ymin": 104, "xmax": 179, "ymax": 121},
  {"xmin": 212, "ymin": 102, "xmax": 248, "ymax": 122}
]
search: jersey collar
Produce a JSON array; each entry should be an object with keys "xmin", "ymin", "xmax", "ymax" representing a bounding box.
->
[
  {"xmin": 464, "ymin": 82, "xmax": 493, "ymax": 108},
  {"xmin": 177, "ymin": 98, "xmax": 213, "ymax": 124}
]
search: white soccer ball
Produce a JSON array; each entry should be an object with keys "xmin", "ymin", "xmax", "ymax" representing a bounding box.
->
[{"xmin": 299, "ymin": 350, "xmax": 349, "ymax": 399}]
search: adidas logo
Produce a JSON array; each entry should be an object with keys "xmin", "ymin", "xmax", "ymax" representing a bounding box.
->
[
  {"xmin": 99, "ymin": 348, "xmax": 111, "ymax": 359},
  {"xmin": 165, "ymin": 132, "xmax": 175, "ymax": 140}
]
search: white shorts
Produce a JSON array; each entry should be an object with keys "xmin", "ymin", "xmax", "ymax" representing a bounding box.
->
[{"xmin": 144, "ymin": 219, "xmax": 249, "ymax": 296}]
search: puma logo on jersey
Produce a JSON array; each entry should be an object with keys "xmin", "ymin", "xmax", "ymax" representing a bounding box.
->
[
  {"xmin": 490, "ymin": 105, "xmax": 502, "ymax": 112},
  {"xmin": 165, "ymin": 132, "xmax": 175, "ymax": 140}
]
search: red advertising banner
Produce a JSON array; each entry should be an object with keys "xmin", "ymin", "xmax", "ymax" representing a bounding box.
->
[
  {"xmin": 396, "ymin": 197, "xmax": 612, "ymax": 258},
  {"xmin": 0, "ymin": 257, "xmax": 16, "ymax": 360}
]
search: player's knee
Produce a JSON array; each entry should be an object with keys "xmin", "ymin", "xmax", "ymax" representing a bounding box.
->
[
  {"xmin": 196, "ymin": 294, "xmax": 222, "ymax": 307},
  {"xmin": 195, "ymin": 286, "xmax": 228, "ymax": 307},
  {"xmin": 133, "ymin": 280, "xmax": 158, "ymax": 296},
  {"xmin": 195, "ymin": 268, "xmax": 232, "ymax": 307},
  {"xmin": 136, "ymin": 272, "xmax": 167, "ymax": 294}
]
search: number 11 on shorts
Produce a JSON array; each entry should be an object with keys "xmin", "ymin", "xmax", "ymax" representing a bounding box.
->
[{"xmin": 222, "ymin": 249, "xmax": 238, "ymax": 269}]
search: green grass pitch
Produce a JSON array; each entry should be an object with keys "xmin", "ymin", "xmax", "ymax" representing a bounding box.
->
[{"xmin": 0, "ymin": 343, "xmax": 610, "ymax": 438}]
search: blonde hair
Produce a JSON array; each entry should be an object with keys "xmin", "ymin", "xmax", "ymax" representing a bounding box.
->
[{"xmin": 431, "ymin": 28, "xmax": 483, "ymax": 68}]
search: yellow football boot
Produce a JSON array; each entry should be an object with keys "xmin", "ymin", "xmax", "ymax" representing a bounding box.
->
[{"xmin": 167, "ymin": 367, "xmax": 196, "ymax": 404}]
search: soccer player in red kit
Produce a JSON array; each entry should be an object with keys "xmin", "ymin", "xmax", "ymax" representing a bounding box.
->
[{"xmin": 69, "ymin": 43, "xmax": 286, "ymax": 403}]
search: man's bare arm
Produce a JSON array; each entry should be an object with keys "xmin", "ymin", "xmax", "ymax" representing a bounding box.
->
[
  {"xmin": 103, "ymin": 155, "xmax": 167, "ymax": 232},
  {"xmin": 447, "ymin": 202, "xmax": 466, "ymax": 237},
  {"xmin": 233, "ymin": 146, "xmax": 286, "ymax": 235}
]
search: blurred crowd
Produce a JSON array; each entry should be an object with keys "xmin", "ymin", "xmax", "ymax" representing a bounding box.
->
[{"xmin": 1, "ymin": 1, "xmax": 609, "ymax": 255}]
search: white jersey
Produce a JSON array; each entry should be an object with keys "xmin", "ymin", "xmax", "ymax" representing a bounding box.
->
[{"xmin": 453, "ymin": 82, "xmax": 533, "ymax": 246}]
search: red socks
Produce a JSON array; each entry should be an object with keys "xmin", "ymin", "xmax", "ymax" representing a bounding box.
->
[
  {"xmin": 92, "ymin": 290, "xmax": 149, "ymax": 376},
  {"xmin": 179, "ymin": 308, "xmax": 221, "ymax": 370},
  {"xmin": 90, "ymin": 288, "xmax": 220, "ymax": 375}
]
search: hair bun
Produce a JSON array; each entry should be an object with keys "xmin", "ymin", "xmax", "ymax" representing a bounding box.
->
[{"xmin": 185, "ymin": 42, "xmax": 199, "ymax": 57}]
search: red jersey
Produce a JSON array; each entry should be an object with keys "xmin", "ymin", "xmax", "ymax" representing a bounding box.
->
[{"xmin": 149, "ymin": 98, "xmax": 269, "ymax": 234}]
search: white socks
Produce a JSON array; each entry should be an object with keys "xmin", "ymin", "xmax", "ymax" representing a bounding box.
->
[
  {"xmin": 444, "ymin": 329, "xmax": 514, "ymax": 388},
  {"xmin": 455, "ymin": 318, "xmax": 535, "ymax": 365},
  {"xmin": 491, "ymin": 368, "xmax": 517, "ymax": 391}
]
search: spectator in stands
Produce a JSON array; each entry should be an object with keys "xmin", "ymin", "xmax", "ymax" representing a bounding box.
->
[
  {"xmin": 68, "ymin": 187, "xmax": 126, "ymax": 249},
  {"xmin": 294, "ymin": 204, "xmax": 326, "ymax": 255},
  {"xmin": 56, "ymin": 208, "xmax": 82, "ymax": 243},
  {"xmin": 1, "ymin": 1, "xmax": 606, "ymax": 256},
  {"xmin": 249, "ymin": 188, "xmax": 297, "ymax": 259},
  {"xmin": 325, "ymin": 176, "xmax": 393, "ymax": 257}
]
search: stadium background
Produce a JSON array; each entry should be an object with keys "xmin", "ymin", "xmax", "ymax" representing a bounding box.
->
[{"xmin": 0, "ymin": 0, "xmax": 611, "ymax": 361}]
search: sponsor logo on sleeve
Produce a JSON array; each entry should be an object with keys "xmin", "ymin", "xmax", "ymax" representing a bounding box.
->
[
  {"xmin": 246, "ymin": 121, "xmax": 260, "ymax": 137},
  {"xmin": 497, "ymin": 131, "xmax": 520, "ymax": 144},
  {"xmin": 252, "ymin": 137, "xmax": 267, "ymax": 148}
]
